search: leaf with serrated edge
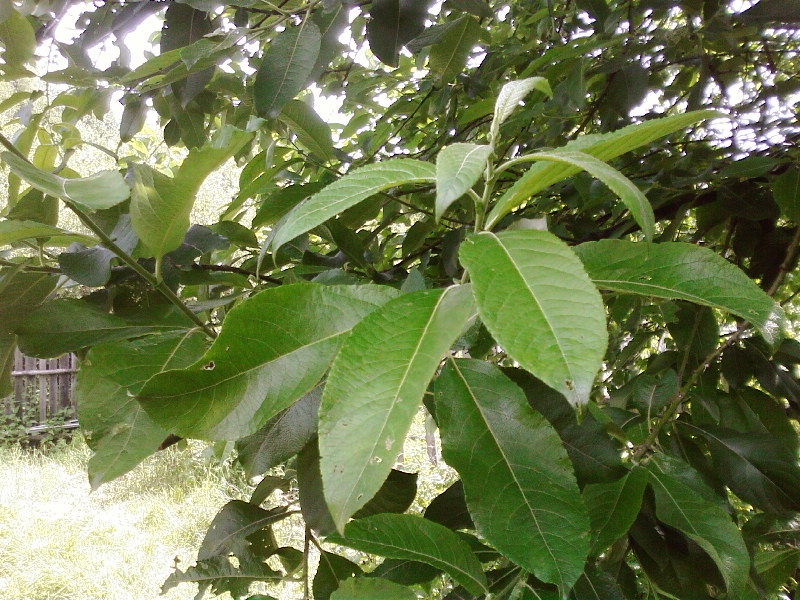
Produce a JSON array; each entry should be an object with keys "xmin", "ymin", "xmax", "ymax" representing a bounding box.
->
[
  {"xmin": 138, "ymin": 284, "xmax": 398, "ymax": 440},
  {"xmin": 574, "ymin": 240, "xmax": 784, "ymax": 345},
  {"xmin": 436, "ymin": 359, "xmax": 590, "ymax": 592},
  {"xmin": 487, "ymin": 109, "xmax": 721, "ymax": 227},
  {"xmin": 320, "ymin": 285, "xmax": 476, "ymax": 529},
  {"xmin": 460, "ymin": 230, "xmax": 607, "ymax": 405},
  {"xmin": 647, "ymin": 459, "xmax": 750, "ymax": 597},
  {"xmin": 326, "ymin": 514, "xmax": 488, "ymax": 595},
  {"xmin": 436, "ymin": 143, "xmax": 493, "ymax": 221},
  {"xmin": 270, "ymin": 159, "xmax": 436, "ymax": 252},
  {"xmin": 491, "ymin": 77, "xmax": 552, "ymax": 140},
  {"xmin": 520, "ymin": 150, "xmax": 655, "ymax": 241},
  {"xmin": 583, "ymin": 468, "xmax": 649, "ymax": 556}
]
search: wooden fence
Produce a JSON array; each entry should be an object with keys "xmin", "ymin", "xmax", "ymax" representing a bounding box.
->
[{"xmin": 2, "ymin": 349, "xmax": 78, "ymax": 430}]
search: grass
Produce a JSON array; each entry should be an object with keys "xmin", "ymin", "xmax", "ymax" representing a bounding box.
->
[{"xmin": 0, "ymin": 413, "xmax": 453, "ymax": 600}]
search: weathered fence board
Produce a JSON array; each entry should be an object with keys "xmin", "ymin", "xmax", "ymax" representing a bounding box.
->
[{"xmin": 3, "ymin": 350, "xmax": 77, "ymax": 426}]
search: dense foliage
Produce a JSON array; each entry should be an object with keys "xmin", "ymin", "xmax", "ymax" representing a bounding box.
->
[{"xmin": 1, "ymin": 0, "xmax": 800, "ymax": 598}]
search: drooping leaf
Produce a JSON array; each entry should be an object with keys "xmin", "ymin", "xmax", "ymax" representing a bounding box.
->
[
  {"xmin": 429, "ymin": 15, "xmax": 480, "ymax": 84},
  {"xmin": 138, "ymin": 284, "xmax": 397, "ymax": 440},
  {"xmin": 436, "ymin": 359, "xmax": 590, "ymax": 592},
  {"xmin": 366, "ymin": 0, "xmax": 431, "ymax": 67},
  {"xmin": 58, "ymin": 244, "xmax": 116, "ymax": 287},
  {"xmin": 1, "ymin": 151, "xmax": 129, "ymax": 210},
  {"xmin": 330, "ymin": 577, "xmax": 416, "ymax": 600},
  {"xmin": 490, "ymin": 77, "xmax": 553, "ymax": 141},
  {"xmin": 354, "ymin": 469, "xmax": 418, "ymax": 519},
  {"xmin": 583, "ymin": 468, "xmax": 649, "ymax": 556},
  {"xmin": 254, "ymin": 21, "xmax": 321, "ymax": 119},
  {"xmin": 15, "ymin": 299, "xmax": 187, "ymax": 357},
  {"xmin": 198, "ymin": 500, "xmax": 290, "ymax": 560},
  {"xmin": 436, "ymin": 143, "xmax": 493, "ymax": 221},
  {"xmin": 423, "ymin": 480, "xmax": 473, "ymax": 530},
  {"xmin": 0, "ymin": 219, "xmax": 96, "ymax": 247},
  {"xmin": 279, "ymin": 100, "xmax": 335, "ymax": 161},
  {"xmin": 326, "ymin": 514, "xmax": 488, "ymax": 595},
  {"xmin": 298, "ymin": 438, "xmax": 337, "ymax": 536},
  {"xmin": 319, "ymin": 285, "xmax": 476, "ymax": 530},
  {"xmin": 516, "ymin": 150, "xmax": 655, "ymax": 241},
  {"xmin": 460, "ymin": 230, "xmax": 607, "ymax": 406},
  {"xmin": 647, "ymin": 459, "xmax": 750, "ymax": 597},
  {"xmin": 77, "ymin": 331, "xmax": 206, "ymax": 488},
  {"xmin": 486, "ymin": 110, "xmax": 720, "ymax": 227},
  {"xmin": 236, "ymin": 387, "xmax": 322, "ymax": 478},
  {"xmin": 269, "ymin": 159, "xmax": 436, "ymax": 252},
  {"xmin": 131, "ymin": 126, "xmax": 252, "ymax": 258},
  {"xmin": 574, "ymin": 240, "xmax": 784, "ymax": 344}
]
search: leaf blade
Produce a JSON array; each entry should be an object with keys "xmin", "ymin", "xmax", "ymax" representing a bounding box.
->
[{"xmin": 436, "ymin": 143, "xmax": 493, "ymax": 221}]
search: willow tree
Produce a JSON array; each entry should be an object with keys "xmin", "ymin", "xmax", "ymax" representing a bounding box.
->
[{"xmin": 1, "ymin": 0, "xmax": 800, "ymax": 598}]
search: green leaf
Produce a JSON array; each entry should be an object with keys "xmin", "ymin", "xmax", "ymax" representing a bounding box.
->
[
  {"xmin": 59, "ymin": 244, "xmax": 116, "ymax": 287},
  {"xmin": 429, "ymin": 15, "xmax": 480, "ymax": 84},
  {"xmin": 574, "ymin": 240, "xmax": 784, "ymax": 345},
  {"xmin": 487, "ymin": 110, "xmax": 720, "ymax": 227},
  {"xmin": 269, "ymin": 159, "xmax": 436, "ymax": 252},
  {"xmin": 279, "ymin": 100, "xmax": 335, "ymax": 161},
  {"xmin": 366, "ymin": 0, "xmax": 430, "ymax": 67},
  {"xmin": 460, "ymin": 230, "xmax": 608, "ymax": 406},
  {"xmin": 0, "ymin": 219, "xmax": 96, "ymax": 247},
  {"xmin": 254, "ymin": 21, "xmax": 321, "ymax": 119},
  {"xmin": 319, "ymin": 285, "xmax": 476, "ymax": 530},
  {"xmin": 77, "ymin": 331, "xmax": 206, "ymax": 488},
  {"xmin": 355, "ymin": 469, "xmax": 418, "ymax": 519},
  {"xmin": 314, "ymin": 552, "xmax": 363, "ymax": 600},
  {"xmin": 131, "ymin": 126, "xmax": 253, "ymax": 257},
  {"xmin": 236, "ymin": 387, "xmax": 322, "ymax": 478},
  {"xmin": 753, "ymin": 548, "xmax": 800, "ymax": 595},
  {"xmin": 1, "ymin": 152, "xmax": 129, "ymax": 211},
  {"xmin": 491, "ymin": 77, "xmax": 553, "ymax": 141},
  {"xmin": 436, "ymin": 143, "xmax": 493, "ymax": 221},
  {"xmin": 583, "ymin": 468, "xmax": 649, "ymax": 556},
  {"xmin": 331, "ymin": 577, "xmax": 416, "ymax": 600},
  {"xmin": 15, "ymin": 299, "xmax": 187, "ymax": 358},
  {"xmin": 162, "ymin": 555, "xmax": 280, "ymax": 597},
  {"xmin": 688, "ymin": 424, "xmax": 800, "ymax": 516},
  {"xmin": 0, "ymin": 9, "xmax": 36, "ymax": 73},
  {"xmin": 138, "ymin": 284, "xmax": 398, "ymax": 440},
  {"xmin": 326, "ymin": 514, "xmax": 488, "ymax": 595},
  {"xmin": 647, "ymin": 459, "xmax": 750, "ymax": 597},
  {"xmin": 423, "ymin": 481, "xmax": 473, "ymax": 530},
  {"xmin": 773, "ymin": 166, "xmax": 800, "ymax": 222},
  {"xmin": 252, "ymin": 182, "xmax": 326, "ymax": 229},
  {"xmin": 298, "ymin": 439, "xmax": 337, "ymax": 536},
  {"xmin": 518, "ymin": 150, "xmax": 655, "ymax": 241},
  {"xmin": 198, "ymin": 501, "xmax": 290, "ymax": 560},
  {"xmin": 436, "ymin": 359, "xmax": 590, "ymax": 592}
]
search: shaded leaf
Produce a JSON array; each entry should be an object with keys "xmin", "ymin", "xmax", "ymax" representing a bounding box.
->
[
  {"xmin": 326, "ymin": 514, "xmax": 488, "ymax": 595},
  {"xmin": 773, "ymin": 166, "xmax": 800, "ymax": 222},
  {"xmin": 367, "ymin": 0, "xmax": 431, "ymax": 67},
  {"xmin": 583, "ymin": 468, "xmax": 649, "ymax": 556},
  {"xmin": 314, "ymin": 552, "xmax": 363, "ymax": 600},
  {"xmin": 429, "ymin": 15, "xmax": 480, "ymax": 84},
  {"xmin": 424, "ymin": 480, "xmax": 473, "ymax": 530},
  {"xmin": 279, "ymin": 100, "xmax": 335, "ymax": 161},
  {"xmin": 331, "ymin": 577, "xmax": 416, "ymax": 600}
]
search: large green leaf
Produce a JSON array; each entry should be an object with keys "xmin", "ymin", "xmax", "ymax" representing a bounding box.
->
[
  {"xmin": 326, "ymin": 514, "xmax": 488, "ymax": 595},
  {"xmin": 0, "ymin": 8, "xmax": 36, "ymax": 73},
  {"xmin": 131, "ymin": 126, "xmax": 252, "ymax": 258},
  {"xmin": 516, "ymin": 150, "xmax": 655, "ymax": 241},
  {"xmin": 319, "ymin": 285, "xmax": 475, "ymax": 530},
  {"xmin": 583, "ymin": 468, "xmax": 649, "ymax": 556},
  {"xmin": 254, "ymin": 21, "xmax": 321, "ymax": 119},
  {"xmin": 574, "ymin": 240, "xmax": 784, "ymax": 344},
  {"xmin": 77, "ymin": 331, "xmax": 206, "ymax": 488},
  {"xmin": 15, "ymin": 299, "xmax": 187, "ymax": 357},
  {"xmin": 647, "ymin": 459, "xmax": 750, "ymax": 597},
  {"xmin": 1, "ymin": 151, "xmax": 129, "ymax": 210},
  {"xmin": 429, "ymin": 15, "xmax": 480, "ymax": 84},
  {"xmin": 436, "ymin": 143, "xmax": 493, "ymax": 221},
  {"xmin": 486, "ymin": 110, "xmax": 720, "ymax": 227},
  {"xmin": 331, "ymin": 577, "xmax": 416, "ymax": 600},
  {"xmin": 279, "ymin": 100, "xmax": 334, "ymax": 161},
  {"xmin": 269, "ymin": 159, "xmax": 436, "ymax": 252},
  {"xmin": 436, "ymin": 359, "xmax": 590, "ymax": 592},
  {"xmin": 366, "ymin": 0, "xmax": 430, "ymax": 67},
  {"xmin": 0, "ymin": 219, "xmax": 96, "ymax": 247},
  {"xmin": 314, "ymin": 552, "xmax": 363, "ymax": 600},
  {"xmin": 138, "ymin": 284, "xmax": 397, "ymax": 440},
  {"xmin": 460, "ymin": 230, "xmax": 607, "ymax": 406}
]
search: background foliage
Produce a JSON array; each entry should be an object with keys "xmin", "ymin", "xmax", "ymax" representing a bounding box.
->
[{"xmin": 1, "ymin": 0, "xmax": 800, "ymax": 598}]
